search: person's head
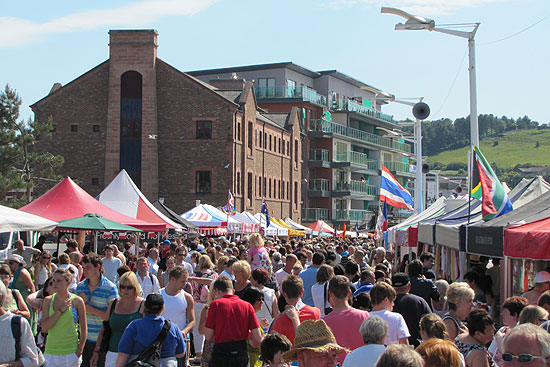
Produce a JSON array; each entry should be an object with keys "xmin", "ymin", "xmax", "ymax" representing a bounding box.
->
[
  {"xmin": 518, "ymin": 305, "xmax": 549, "ymax": 326},
  {"xmin": 148, "ymin": 248, "xmax": 159, "ymax": 260},
  {"xmin": 241, "ymin": 286, "xmax": 264, "ymax": 312},
  {"xmin": 502, "ymin": 323, "xmax": 550, "ymax": 367},
  {"xmin": 502, "ymin": 296, "xmax": 530, "ymax": 327},
  {"xmin": 0, "ymin": 280, "xmax": 7, "ymax": 307},
  {"xmin": 359, "ymin": 315, "xmax": 387, "ymax": 345},
  {"xmin": 232, "ymin": 260, "xmax": 251, "ymax": 282},
  {"xmin": 165, "ymin": 256, "xmax": 176, "ymax": 271},
  {"xmin": 374, "ymin": 247, "xmax": 386, "ymax": 262},
  {"xmin": 538, "ymin": 291, "xmax": 550, "ymax": 313},
  {"xmin": 39, "ymin": 250, "xmax": 53, "ymax": 267},
  {"xmin": 354, "ymin": 250, "xmax": 365, "ymax": 264},
  {"xmin": 285, "ymin": 254, "xmax": 298, "ymax": 270},
  {"xmin": 282, "ymin": 275, "xmax": 304, "ymax": 301},
  {"xmin": 0, "ymin": 264, "xmax": 12, "ymax": 287},
  {"xmin": 168, "ymin": 266, "xmax": 189, "ymax": 291},
  {"xmin": 328, "ymin": 275, "xmax": 351, "ymax": 302},
  {"xmin": 58, "ymin": 252, "xmax": 70, "ymax": 265},
  {"xmin": 534, "ymin": 271, "xmax": 550, "ymax": 292},
  {"xmin": 212, "ymin": 276, "xmax": 234, "ymax": 296},
  {"xmin": 261, "ymin": 332, "xmax": 293, "ymax": 367},
  {"xmin": 463, "ymin": 271, "xmax": 480, "ymax": 290},
  {"xmin": 81, "ymin": 253, "xmax": 102, "ymax": 279},
  {"xmin": 197, "ymin": 255, "xmax": 214, "ymax": 271},
  {"xmin": 370, "ymin": 281, "xmax": 396, "ymax": 308},
  {"xmin": 7, "ymin": 254, "xmax": 25, "ymax": 272},
  {"xmin": 419, "ymin": 252, "xmax": 435, "ymax": 269},
  {"xmin": 296, "ymin": 252, "xmax": 307, "ymax": 267},
  {"xmin": 14, "ymin": 239, "xmax": 24, "ymax": 251},
  {"xmin": 311, "ymin": 252, "xmax": 325, "ymax": 267},
  {"xmin": 391, "ymin": 273, "xmax": 411, "ymax": 294},
  {"xmin": 52, "ymin": 268, "xmax": 73, "ymax": 292},
  {"xmin": 144, "ymin": 293, "xmax": 164, "ymax": 315},
  {"xmin": 467, "ymin": 308, "xmax": 495, "ymax": 345},
  {"xmin": 136, "ymin": 257, "xmax": 149, "ymax": 274},
  {"xmin": 420, "ymin": 313, "xmax": 448, "ymax": 340},
  {"xmin": 446, "ymin": 282, "xmax": 475, "ymax": 318},
  {"xmin": 69, "ymin": 252, "xmax": 81, "ymax": 265},
  {"xmin": 360, "ymin": 269, "xmax": 375, "ymax": 284},
  {"xmin": 316, "ymin": 265, "xmax": 334, "ymax": 284},
  {"xmin": 251, "ymin": 268, "xmax": 270, "ymax": 287},
  {"xmin": 434, "ymin": 279, "xmax": 449, "ymax": 298},
  {"xmin": 352, "ymin": 292, "xmax": 372, "ymax": 312},
  {"xmin": 416, "ymin": 338, "xmax": 462, "ymax": 367},
  {"xmin": 249, "ymin": 233, "xmax": 265, "ymax": 248},
  {"xmin": 104, "ymin": 244, "xmax": 115, "ymax": 258},
  {"xmin": 407, "ymin": 259, "xmax": 423, "ymax": 277},
  {"xmin": 118, "ymin": 271, "xmax": 140, "ymax": 298},
  {"xmin": 281, "ymin": 320, "xmax": 349, "ymax": 367},
  {"xmin": 117, "ymin": 265, "xmax": 131, "ymax": 278},
  {"xmin": 217, "ymin": 255, "xmax": 229, "ymax": 273},
  {"xmin": 344, "ymin": 261, "xmax": 359, "ymax": 279},
  {"xmin": 42, "ymin": 276, "xmax": 55, "ymax": 297},
  {"xmin": 175, "ymin": 248, "xmax": 187, "ymax": 263},
  {"xmin": 375, "ymin": 344, "xmax": 424, "ymax": 367},
  {"xmin": 66, "ymin": 239, "xmax": 78, "ymax": 252}
]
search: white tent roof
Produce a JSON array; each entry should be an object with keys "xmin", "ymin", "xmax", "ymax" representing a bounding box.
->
[
  {"xmin": 182, "ymin": 204, "xmax": 241, "ymax": 227},
  {"xmin": 0, "ymin": 205, "xmax": 57, "ymax": 232},
  {"xmin": 284, "ymin": 218, "xmax": 313, "ymax": 235},
  {"xmin": 254, "ymin": 213, "xmax": 289, "ymax": 236}
]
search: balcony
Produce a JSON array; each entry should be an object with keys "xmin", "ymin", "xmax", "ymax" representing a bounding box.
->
[
  {"xmin": 308, "ymin": 179, "xmax": 330, "ymax": 192},
  {"xmin": 255, "ymin": 86, "xmax": 327, "ymax": 107},
  {"xmin": 385, "ymin": 161, "xmax": 415, "ymax": 177},
  {"xmin": 302, "ymin": 208, "xmax": 330, "ymax": 222},
  {"xmin": 309, "ymin": 119, "xmax": 411, "ymax": 154},
  {"xmin": 333, "ymin": 209, "xmax": 373, "ymax": 222},
  {"xmin": 334, "ymin": 151, "xmax": 379, "ymax": 171},
  {"xmin": 332, "ymin": 99, "xmax": 395, "ymax": 124},
  {"xmin": 308, "ymin": 149, "xmax": 331, "ymax": 167},
  {"xmin": 333, "ymin": 180, "xmax": 378, "ymax": 198}
]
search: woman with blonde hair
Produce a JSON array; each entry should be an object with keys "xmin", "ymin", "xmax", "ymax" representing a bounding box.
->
[
  {"xmin": 248, "ymin": 233, "xmax": 271, "ymax": 273},
  {"xmin": 34, "ymin": 250, "xmax": 57, "ymax": 289},
  {"xmin": 233, "ymin": 260, "xmax": 252, "ymax": 298},
  {"xmin": 518, "ymin": 304, "xmax": 549, "ymax": 326},
  {"xmin": 92, "ymin": 271, "xmax": 144, "ymax": 367},
  {"xmin": 420, "ymin": 313, "xmax": 448, "ymax": 340},
  {"xmin": 443, "ymin": 282, "xmax": 475, "ymax": 341},
  {"xmin": 416, "ymin": 338, "xmax": 462, "ymax": 367}
]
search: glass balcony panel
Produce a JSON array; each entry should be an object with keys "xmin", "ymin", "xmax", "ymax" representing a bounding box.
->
[
  {"xmin": 333, "ymin": 180, "xmax": 378, "ymax": 196},
  {"xmin": 302, "ymin": 208, "xmax": 330, "ymax": 221},
  {"xmin": 332, "ymin": 209, "xmax": 372, "ymax": 221},
  {"xmin": 255, "ymin": 87, "xmax": 327, "ymax": 107},
  {"xmin": 309, "ymin": 149, "xmax": 330, "ymax": 161},
  {"xmin": 309, "ymin": 179, "xmax": 330, "ymax": 192}
]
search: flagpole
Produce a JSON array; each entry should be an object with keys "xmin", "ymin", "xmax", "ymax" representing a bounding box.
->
[{"xmin": 467, "ymin": 146, "xmax": 473, "ymax": 225}]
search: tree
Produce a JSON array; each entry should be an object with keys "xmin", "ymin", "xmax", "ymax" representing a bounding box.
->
[{"xmin": 0, "ymin": 84, "xmax": 63, "ymax": 207}]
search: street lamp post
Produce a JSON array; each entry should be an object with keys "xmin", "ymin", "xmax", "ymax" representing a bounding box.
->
[{"xmin": 381, "ymin": 7, "xmax": 481, "ymax": 148}]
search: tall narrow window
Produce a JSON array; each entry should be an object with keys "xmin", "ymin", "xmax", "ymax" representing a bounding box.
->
[
  {"xmin": 294, "ymin": 140, "xmax": 299, "ymax": 165},
  {"xmin": 248, "ymin": 121, "xmax": 253, "ymax": 150},
  {"xmin": 247, "ymin": 173, "xmax": 253, "ymax": 204},
  {"xmin": 120, "ymin": 71, "xmax": 142, "ymax": 188},
  {"xmin": 196, "ymin": 120, "xmax": 212, "ymax": 139},
  {"xmin": 236, "ymin": 172, "xmax": 241, "ymax": 194},
  {"xmin": 237, "ymin": 122, "xmax": 241, "ymax": 141},
  {"xmin": 196, "ymin": 171, "xmax": 211, "ymax": 193},
  {"xmin": 294, "ymin": 182, "xmax": 298, "ymax": 207}
]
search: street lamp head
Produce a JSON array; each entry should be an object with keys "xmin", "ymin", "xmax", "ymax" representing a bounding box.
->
[{"xmin": 381, "ymin": 7, "xmax": 435, "ymax": 30}]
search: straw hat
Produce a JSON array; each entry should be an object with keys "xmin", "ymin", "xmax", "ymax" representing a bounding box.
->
[
  {"xmin": 8, "ymin": 254, "xmax": 26, "ymax": 268},
  {"xmin": 281, "ymin": 320, "xmax": 350, "ymax": 362}
]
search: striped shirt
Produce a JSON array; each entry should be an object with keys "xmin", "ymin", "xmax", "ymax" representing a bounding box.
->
[{"xmin": 76, "ymin": 275, "xmax": 118, "ymax": 342}]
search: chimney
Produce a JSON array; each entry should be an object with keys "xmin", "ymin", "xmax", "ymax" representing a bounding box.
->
[{"xmin": 109, "ymin": 30, "xmax": 158, "ymax": 67}]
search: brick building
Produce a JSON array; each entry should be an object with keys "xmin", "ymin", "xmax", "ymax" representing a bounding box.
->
[{"xmin": 31, "ymin": 30, "xmax": 302, "ymax": 220}]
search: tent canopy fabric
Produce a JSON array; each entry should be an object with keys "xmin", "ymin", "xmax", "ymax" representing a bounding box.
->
[
  {"xmin": 151, "ymin": 200, "xmax": 197, "ymax": 230},
  {"xmin": 308, "ymin": 220, "xmax": 335, "ymax": 235},
  {"xmin": 254, "ymin": 213, "xmax": 289, "ymax": 236},
  {"xmin": 20, "ymin": 177, "xmax": 166, "ymax": 232},
  {"xmin": 55, "ymin": 213, "xmax": 142, "ymax": 232},
  {"xmin": 285, "ymin": 218, "xmax": 313, "ymax": 235},
  {"xmin": 0, "ymin": 205, "xmax": 58, "ymax": 233},
  {"xmin": 182, "ymin": 204, "xmax": 240, "ymax": 227},
  {"xmin": 98, "ymin": 170, "xmax": 182, "ymax": 230},
  {"xmin": 504, "ymin": 217, "xmax": 550, "ymax": 260}
]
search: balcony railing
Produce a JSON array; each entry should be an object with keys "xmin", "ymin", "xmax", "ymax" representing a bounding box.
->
[
  {"xmin": 333, "ymin": 180, "xmax": 378, "ymax": 196},
  {"xmin": 334, "ymin": 151, "xmax": 379, "ymax": 170},
  {"xmin": 385, "ymin": 161, "xmax": 412, "ymax": 173},
  {"xmin": 309, "ymin": 120, "xmax": 411, "ymax": 153},
  {"xmin": 308, "ymin": 179, "xmax": 330, "ymax": 192},
  {"xmin": 333, "ymin": 209, "xmax": 373, "ymax": 221},
  {"xmin": 331, "ymin": 99, "xmax": 394, "ymax": 123},
  {"xmin": 302, "ymin": 208, "xmax": 330, "ymax": 221},
  {"xmin": 255, "ymin": 87, "xmax": 327, "ymax": 107},
  {"xmin": 309, "ymin": 149, "xmax": 330, "ymax": 162}
]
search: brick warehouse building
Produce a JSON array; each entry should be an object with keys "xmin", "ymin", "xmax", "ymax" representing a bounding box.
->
[{"xmin": 31, "ymin": 30, "xmax": 302, "ymax": 220}]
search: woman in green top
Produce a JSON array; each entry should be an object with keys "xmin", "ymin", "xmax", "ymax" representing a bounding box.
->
[
  {"xmin": 0, "ymin": 264, "xmax": 30, "ymax": 319},
  {"xmin": 8, "ymin": 254, "xmax": 36, "ymax": 331},
  {"xmin": 92, "ymin": 271, "xmax": 144, "ymax": 367},
  {"xmin": 41, "ymin": 268, "xmax": 87, "ymax": 367}
]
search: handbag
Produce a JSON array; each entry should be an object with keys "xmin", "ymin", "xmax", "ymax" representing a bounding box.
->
[
  {"xmin": 127, "ymin": 320, "xmax": 172, "ymax": 367},
  {"xmin": 99, "ymin": 298, "xmax": 118, "ymax": 353},
  {"xmin": 323, "ymin": 283, "xmax": 333, "ymax": 315}
]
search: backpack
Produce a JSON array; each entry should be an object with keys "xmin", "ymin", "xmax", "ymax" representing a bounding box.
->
[
  {"xmin": 12, "ymin": 315, "xmax": 21, "ymax": 360},
  {"xmin": 126, "ymin": 320, "xmax": 172, "ymax": 367}
]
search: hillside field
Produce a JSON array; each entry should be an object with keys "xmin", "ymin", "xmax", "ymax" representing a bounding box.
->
[{"xmin": 427, "ymin": 128, "xmax": 550, "ymax": 168}]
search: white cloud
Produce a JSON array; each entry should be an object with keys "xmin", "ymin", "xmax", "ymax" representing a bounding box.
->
[
  {"xmin": 0, "ymin": 0, "xmax": 217, "ymax": 48},
  {"xmin": 327, "ymin": 0, "xmax": 509, "ymax": 16}
]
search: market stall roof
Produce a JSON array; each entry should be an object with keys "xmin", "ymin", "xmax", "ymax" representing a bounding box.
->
[
  {"xmin": 20, "ymin": 177, "xmax": 166, "ymax": 232},
  {"xmin": 0, "ymin": 205, "xmax": 58, "ymax": 232},
  {"xmin": 272, "ymin": 218, "xmax": 305, "ymax": 236},
  {"xmin": 284, "ymin": 218, "xmax": 313, "ymax": 235},
  {"xmin": 504, "ymin": 217, "xmax": 550, "ymax": 260},
  {"xmin": 181, "ymin": 204, "xmax": 240, "ymax": 227},
  {"xmin": 151, "ymin": 200, "xmax": 197, "ymax": 230},
  {"xmin": 55, "ymin": 213, "xmax": 142, "ymax": 232},
  {"xmin": 308, "ymin": 220, "xmax": 335, "ymax": 236},
  {"xmin": 254, "ymin": 213, "xmax": 289, "ymax": 236},
  {"xmin": 97, "ymin": 170, "xmax": 183, "ymax": 230}
]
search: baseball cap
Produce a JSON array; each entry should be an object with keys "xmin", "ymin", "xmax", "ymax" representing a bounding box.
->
[
  {"xmin": 162, "ymin": 240, "xmax": 171, "ymax": 245},
  {"xmin": 535, "ymin": 271, "xmax": 550, "ymax": 283},
  {"xmin": 391, "ymin": 273, "xmax": 410, "ymax": 287}
]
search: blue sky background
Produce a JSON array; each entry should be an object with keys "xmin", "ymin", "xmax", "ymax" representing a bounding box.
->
[{"xmin": 2, "ymin": 0, "xmax": 549, "ymax": 125}]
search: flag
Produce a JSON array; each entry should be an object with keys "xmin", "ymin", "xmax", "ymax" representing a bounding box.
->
[
  {"xmin": 261, "ymin": 198, "xmax": 270, "ymax": 228},
  {"xmin": 224, "ymin": 191, "xmax": 236, "ymax": 215},
  {"xmin": 354, "ymin": 222, "xmax": 359, "ymax": 237},
  {"xmin": 343, "ymin": 223, "xmax": 346, "ymax": 237},
  {"xmin": 375, "ymin": 201, "xmax": 388, "ymax": 240},
  {"xmin": 380, "ymin": 165, "xmax": 414, "ymax": 210},
  {"xmin": 471, "ymin": 145, "xmax": 513, "ymax": 221}
]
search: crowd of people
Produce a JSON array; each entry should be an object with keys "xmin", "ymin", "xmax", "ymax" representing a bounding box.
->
[{"xmin": 1, "ymin": 233, "xmax": 550, "ymax": 367}]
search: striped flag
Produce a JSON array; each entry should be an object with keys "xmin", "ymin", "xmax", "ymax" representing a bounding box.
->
[
  {"xmin": 471, "ymin": 145, "xmax": 513, "ymax": 221},
  {"xmin": 375, "ymin": 200, "xmax": 388, "ymax": 240},
  {"xmin": 380, "ymin": 165, "xmax": 414, "ymax": 210}
]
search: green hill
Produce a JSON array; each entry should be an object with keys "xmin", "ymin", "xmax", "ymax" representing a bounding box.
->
[{"xmin": 427, "ymin": 128, "xmax": 550, "ymax": 169}]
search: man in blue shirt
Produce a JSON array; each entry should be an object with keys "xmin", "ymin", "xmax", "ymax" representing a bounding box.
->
[
  {"xmin": 299, "ymin": 252, "xmax": 324, "ymax": 306},
  {"xmin": 353, "ymin": 268, "xmax": 375, "ymax": 297},
  {"xmin": 118, "ymin": 293, "xmax": 186, "ymax": 366}
]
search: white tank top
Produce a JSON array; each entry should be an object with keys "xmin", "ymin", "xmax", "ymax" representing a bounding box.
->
[{"xmin": 160, "ymin": 288, "xmax": 188, "ymax": 331}]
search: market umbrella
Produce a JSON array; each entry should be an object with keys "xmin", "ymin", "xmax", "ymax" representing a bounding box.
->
[{"xmin": 55, "ymin": 213, "xmax": 142, "ymax": 253}]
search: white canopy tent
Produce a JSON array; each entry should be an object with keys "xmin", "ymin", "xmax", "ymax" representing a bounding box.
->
[
  {"xmin": 254, "ymin": 213, "xmax": 289, "ymax": 236},
  {"xmin": 1, "ymin": 205, "xmax": 58, "ymax": 232},
  {"xmin": 284, "ymin": 218, "xmax": 313, "ymax": 235}
]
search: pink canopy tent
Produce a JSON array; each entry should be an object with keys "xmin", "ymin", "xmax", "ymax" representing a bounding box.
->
[
  {"xmin": 504, "ymin": 217, "xmax": 550, "ymax": 260},
  {"xmin": 308, "ymin": 220, "xmax": 335, "ymax": 235},
  {"xmin": 20, "ymin": 177, "xmax": 166, "ymax": 232}
]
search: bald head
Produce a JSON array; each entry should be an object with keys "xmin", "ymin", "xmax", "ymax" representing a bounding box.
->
[{"xmin": 285, "ymin": 254, "xmax": 298, "ymax": 271}]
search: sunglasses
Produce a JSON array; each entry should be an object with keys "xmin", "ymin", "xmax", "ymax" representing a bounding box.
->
[
  {"xmin": 43, "ymin": 257, "xmax": 51, "ymax": 259},
  {"xmin": 502, "ymin": 353, "xmax": 546, "ymax": 363},
  {"xmin": 177, "ymin": 254, "xmax": 185, "ymax": 256},
  {"xmin": 120, "ymin": 285, "xmax": 135, "ymax": 290},
  {"xmin": 8, "ymin": 261, "xmax": 18, "ymax": 265}
]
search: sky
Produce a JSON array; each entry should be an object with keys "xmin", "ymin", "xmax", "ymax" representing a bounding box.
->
[{"xmin": 2, "ymin": 0, "xmax": 549, "ymax": 125}]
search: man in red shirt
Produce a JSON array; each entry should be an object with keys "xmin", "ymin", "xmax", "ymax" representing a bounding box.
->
[
  {"xmin": 205, "ymin": 277, "xmax": 262, "ymax": 367},
  {"xmin": 271, "ymin": 275, "xmax": 320, "ymax": 345},
  {"xmin": 322, "ymin": 275, "xmax": 370, "ymax": 365}
]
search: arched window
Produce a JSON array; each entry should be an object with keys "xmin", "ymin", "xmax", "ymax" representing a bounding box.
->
[{"xmin": 120, "ymin": 71, "xmax": 142, "ymax": 187}]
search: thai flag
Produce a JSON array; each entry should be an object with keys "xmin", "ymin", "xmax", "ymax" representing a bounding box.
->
[
  {"xmin": 375, "ymin": 201, "xmax": 388, "ymax": 240},
  {"xmin": 380, "ymin": 165, "xmax": 414, "ymax": 210}
]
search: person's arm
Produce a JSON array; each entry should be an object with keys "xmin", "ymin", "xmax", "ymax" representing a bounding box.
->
[
  {"xmin": 248, "ymin": 328, "xmax": 262, "ymax": 348},
  {"xmin": 41, "ymin": 296, "xmax": 66, "ymax": 332},
  {"xmin": 271, "ymin": 296, "xmax": 280, "ymax": 318},
  {"xmin": 398, "ymin": 337, "xmax": 409, "ymax": 344},
  {"xmin": 468, "ymin": 349, "xmax": 490, "ymax": 367},
  {"xmin": 181, "ymin": 293, "xmax": 196, "ymax": 335},
  {"xmin": 205, "ymin": 327, "xmax": 214, "ymax": 341},
  {"xmin": 33, "ymin": 264, "xmax": 41, "ymax": 287},
  {"xmin": 188, "ymin": 277, "xmax": 213, "ymax": 286},
  {"xmin": 116, "ymin": 353, "xmax": 131, "ymax": 367},
  {"xmin": 74, "ymin": 296, "xmax": 87, "ymax": 357},
  {"xmin": 443, "ymin": 319, "xmax": 458, "ymax": 341},
  {"xmin": 153, "ymin": 274, "xmax": 161, "ymax": 294},
  {"xmin": 13, "ymin": 290, "xmax": 30, "ymax": 319},
  {"xmin": 198, "ymin": 305, "xmax": 209, "ymax": 335},
  {"xmin": 91, "ymin": 299, "xmax": 115, "ymax": 366},
  {"xmin": 19, "ymin": 269, "xmax": 35, "ymax": 293},
  {"xmin": 26, "ymin": 290, "xmax": 43, "ymax": 310}
]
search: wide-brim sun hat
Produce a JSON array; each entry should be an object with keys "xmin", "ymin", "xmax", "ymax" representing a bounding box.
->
[
  {"xmin": 8, "ymin": 254, "xmax": 26, "ymax": 268},
  {"xmin": 281, "ymin": 319, "xmax": 350, "ymax": 362}
]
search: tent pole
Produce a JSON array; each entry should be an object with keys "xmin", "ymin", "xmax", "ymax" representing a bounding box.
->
[
  {"xmin": 94, "ymin": 231, "xmax": 98, "ymax": 253},
  {"xmin": 56, "ymin": 232, "xmax": 61, "ymax": 260}
]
